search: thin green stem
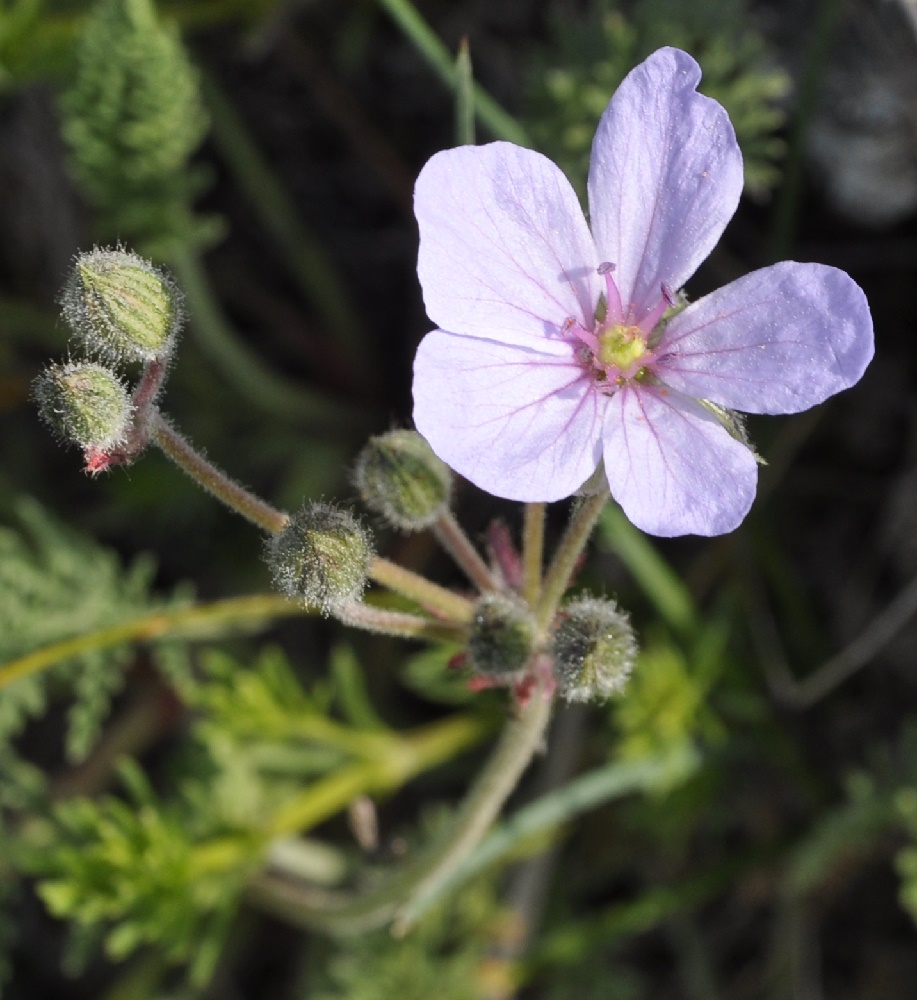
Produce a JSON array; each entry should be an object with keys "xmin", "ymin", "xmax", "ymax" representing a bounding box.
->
[
  {"xmin": 433, "ymin": 510, "xmax": 500, "ymax": 593},
  {"xmin": 374, "ymin": 0, "xmax": 529, "ymax": 145},
  {"xmin": 535, "ymin": 492, "xmax": 609, "ymax": 630},
  {"xmin": 368, "ymin": 555, "xmax": 474, "ymax": 623},
  {"xmin": 0, "ymin": 594, "xmax": 306, "ymax": 692},
  {"xmin": 398, "ymin": 744, "xmax": 701, "ymax": 925},
  {"xmin": 454, "ymin": 36, "xmax": 475, "ymax": 145},
  {"xmin": 150, "ymin": 410, "xmax": 289, "ymax": 534},
  {"xmin": 246, "ymin": 686, "xmax": 553, "ymax": 935},
  {"xmin": 522, "ymin": 503, "xmax": 546, "ymax": 607},
  {"xmin": 264, "ymin": 713, "xmax": 492, "ymax": 839},
  {"xmin": 337, "ymin": 601, "xmax": 467, "ymax": 642}
]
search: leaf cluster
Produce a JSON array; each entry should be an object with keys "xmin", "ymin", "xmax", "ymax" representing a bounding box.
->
[
  {"xmin": 0, "ymin": 497, "xmax": 190, "ymax": 762},
  {"xmin": 24, "ymin": 758, "xmax": 250, "ymax": 987},
  {"xmin": 527, "ymin": 0, "xmax": 790, "ymax": 198}
]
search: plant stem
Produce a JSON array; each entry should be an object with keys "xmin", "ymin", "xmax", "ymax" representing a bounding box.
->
[
  {"xmin": 535, "ymin": 492, "xmax": 609, "ymax": 630},
  {"xmin": 522, "ymin": 503, "xmax": 546, "ymax": 607},
  {"xmin": 149, "ymin": 410, "xmax": 289, "ymax": 534},
  {"xmin": 247, "ymin": 685, "xmax": 553, "ymax": 935},
  {"xmin": 368, "ymin": 555, "xmax": 474, "ymax": 623},
  {"xmin": 337, "ymin": 601, "xmax": 467, "ymax": 642},
  {"xmin": 0, "ymin": 594, "xmax": 306, "ymax": 692},
  {"xmin": 433, "ymin": 510, "xmax": 500, "ymax": 593},
  {"xmin": 264, "ymin": 713, "xmax": 492, "ymax": 839},
  {"xmin": 373, "ymin": 0, "xmax": 529, "ymax": 145}
]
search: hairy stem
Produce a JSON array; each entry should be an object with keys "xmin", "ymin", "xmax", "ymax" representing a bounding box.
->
[
  {"xmin": 149, "ymin": 410, "xmax": 289, "ymax": 534},
  {"xmin": 337, "ymin": 601, "xmax": 467, "ymax": 642},
  {"xmin": 433, "ymin": 510, "xmax": 501, "ymax": 593},
  {"xmin": 536, "ymin": 491, "xmax": 609, "ymax": 630},
  {"xmin": 368, "ymin": 555, "xmax": 474, "ymax": 623},
  {"xmin": 522, "ymin": 502, "xmax": 546, "ymax": 606},
  {"xmin": 247, "ymin": 685, "xmax": 553, "ymax": 935}
]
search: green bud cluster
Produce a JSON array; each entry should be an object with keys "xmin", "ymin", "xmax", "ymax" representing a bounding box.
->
[
  {"xmin": 467, "ymin": 594, "xmax": 536, "ymax": 679},
  {"xmin": 353, "ymin": 430, "xmax": 452, "ymax": 531},
  {"xmin": 551, "ymin": 596, "xmax": 636, "ymax": 703},
  {"xmin": 267, "ymin": 502, "xmax": 374, "ymax": 616},
  {"xmin": 61, "ymin": 247, "xmax": 181, "ymax": 364},
  {"xmin": 33, "ymin": 362, "xmax": 132, "ymax": 452}
]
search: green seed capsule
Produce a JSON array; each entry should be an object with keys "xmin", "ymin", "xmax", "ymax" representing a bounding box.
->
[
  {"xmin": 61, "ymin": 247, "xmax": 182, "ymax": 364},
  {"xmin": 353, "ymin": 430, "xmax": 452, "ymax": 531},
  {"xmin": 467, "ymin": 593, "xmax": 535, "ymax": 678},
  {"xmin": 33, "ymin": 362, "xmax": 132, "ymax": 451},
  {"xmin": 267, "ymin": 502, "xmax": 374, "ymax": 616},
  {"xmin": 552, "ymin": 596, "xmax": 637, "ymax": 703}
]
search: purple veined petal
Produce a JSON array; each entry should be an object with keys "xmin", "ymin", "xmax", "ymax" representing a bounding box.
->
[
  {"xmin": 415, "ymin": 143, "xmax": 602, "ymax": 356},
  {"xmin": 587, "ymin": 48, "xmax": 744, "ymax": 321},
  {"xmin": 413, "ymin": 329, "xmax": 604, "ymax": 502},
  {"xmin": 602, "ymin": 384, "xmax": 758, "ymax": 537},
  {"xmin": 656, "ymin": 262, "xmax": 875, "ymax": 414}
]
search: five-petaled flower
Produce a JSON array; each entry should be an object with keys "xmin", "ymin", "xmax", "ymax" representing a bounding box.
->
[{"xmin": 411, "ymin": 47, "xmax": 874, "ymax": 536}]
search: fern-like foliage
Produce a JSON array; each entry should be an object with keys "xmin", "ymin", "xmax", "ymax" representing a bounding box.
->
[
  {"xmin": 527, "ymin": 0, "xmax": 790, "ymax": 198},
  {"xmin": 59, "ymin": 0, "xmax": 217, "ymax": 254},
  {"xmin": 0, "ymin": 498, "xmax": 190, "ymax": 762},
  {"xmin": 25, "ymin": 758, "xmax": 252, "ymax": 987}
]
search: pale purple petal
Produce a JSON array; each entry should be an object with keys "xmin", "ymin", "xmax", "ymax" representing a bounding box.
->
[
  {"xmin": 416, "ymin": 143, "xmax": 601, "ymax": 355},
  {"xmin": 656, "ymin": 262, "xmax": 875, "ymax": 414},
  {"xmin": 602, "ymin": 385, "xmax": 758, "ymax": 536},
  {"xmin": 587, "ymin": 48, "xmax": 743, "ymax": 320},
  {"xmin": 413, "ymin": 330, "xmax": 604, "ymax": 501}
]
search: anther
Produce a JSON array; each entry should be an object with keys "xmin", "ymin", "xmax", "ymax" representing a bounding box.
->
[{"xmin": 597, "ymin": 261, "xmax": 616, "ymax": 274}]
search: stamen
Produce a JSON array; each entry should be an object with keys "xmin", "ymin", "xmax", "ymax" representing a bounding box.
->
[
  {"xmin": 563, "ymin": 316, "xmax": 598, "ymax": 352},
  {"xmin": 599, "ymin": 267, "xmax": 624, "ymax": 325},
  {"xmin": 637, "ymin": 283, "xmax": 675, "ymax": 334}
]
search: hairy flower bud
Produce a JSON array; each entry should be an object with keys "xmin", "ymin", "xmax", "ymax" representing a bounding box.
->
[
  {"xmin": 467, "ymin": 593, "xmax": 535, "ymax": 678},
  {"xmin": 552, "ymin": 596, "xmax": 637, "ymax": 703},
  {"xmin": 61, "ymin": 247, "xmax": 182, "ymax": 364},
  {"xmin": 353, "ymin": 429, "xmax": 452, "ymax": 531},
  {"xmin": 33, "ymin": 362, "xmax": 132, "ymax": 451},
  {"xmin": 267, "ymin": 502, "xmax": 373, "ymax": 615}
]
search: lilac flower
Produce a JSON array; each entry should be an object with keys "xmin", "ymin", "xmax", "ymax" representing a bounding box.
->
[{"xmin": 411, "ymin": 48, "xmax": 874, "ymax": 537}]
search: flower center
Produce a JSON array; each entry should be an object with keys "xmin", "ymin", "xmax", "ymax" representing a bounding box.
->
[{"xmin": 596, "ymin": 324, "xmax": 650, "ymax": 373}]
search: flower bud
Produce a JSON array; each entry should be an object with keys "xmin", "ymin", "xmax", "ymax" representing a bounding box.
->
[
  {"xmin": 267, "ymin": 502, "xmax": 373, "ymax": 615},
  {"xmin": 353, "ymin": 430, "xmax": 452, "ymax": 531},
  {"xmin": 61, "ymin": 247, "xmax": 181, "ymax": 364},
  {"xmin": 551, "ymin": 596, "xmax": 637, "ymax": 703},
  {"xmin": 33, "ymin": 362, "xmax": 132, "ymax": 451},
  {"xmin": 467, "ymin": 593, "xmax": 535, "ymax": 679}
]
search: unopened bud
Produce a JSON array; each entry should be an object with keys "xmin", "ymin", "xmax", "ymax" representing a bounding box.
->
[
  {"xmin": 467, "ymin": 593, "xmax": 535, "ymax": 678},
  {"xmin": 61, "ymin": 247, "xmax": 181, "ymax": 364},
  {"xmin": 551, "ymin": 596, "xmax": 636, "ymax": 703},
  {"xmin": 353, "ymin": 430, "xmax": 452, "ymax": 531},
  {"xmin": 267, "ymin": 502, "xmax": 373, "ymax": 615},
  {"xmin": 33, "ymin": 362, "xmax": 132, "ymax": 451}
]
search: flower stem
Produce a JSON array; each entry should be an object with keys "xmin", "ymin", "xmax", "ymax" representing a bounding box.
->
[
  {"xmin": 522, "ymin": 502, "xmax": 546, "ymax": 607},
  {"xmin": 337, "ymin": 601, "xmax": 467, "ymax": 642},
  {"xmin": 0, "ymin": 594, "xmax": 306, "ymax": 692},
  {"xmin": 433, "ymin": 510, "xmax": 501, "ymax": 593},
  {"xmin": 368, "ymin": 555, "xmax": 474, "ymax": 623},
  {"xmin": 246, "ymin": 685, "xmax": 553, "ymax": 935},
  {"xmin": 149, "ymin": 410, "xmax": 289, "ymax": 534},
  {"xmin": 535, "ymin": 491, "xmax": 609, "ymax": 630}
]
